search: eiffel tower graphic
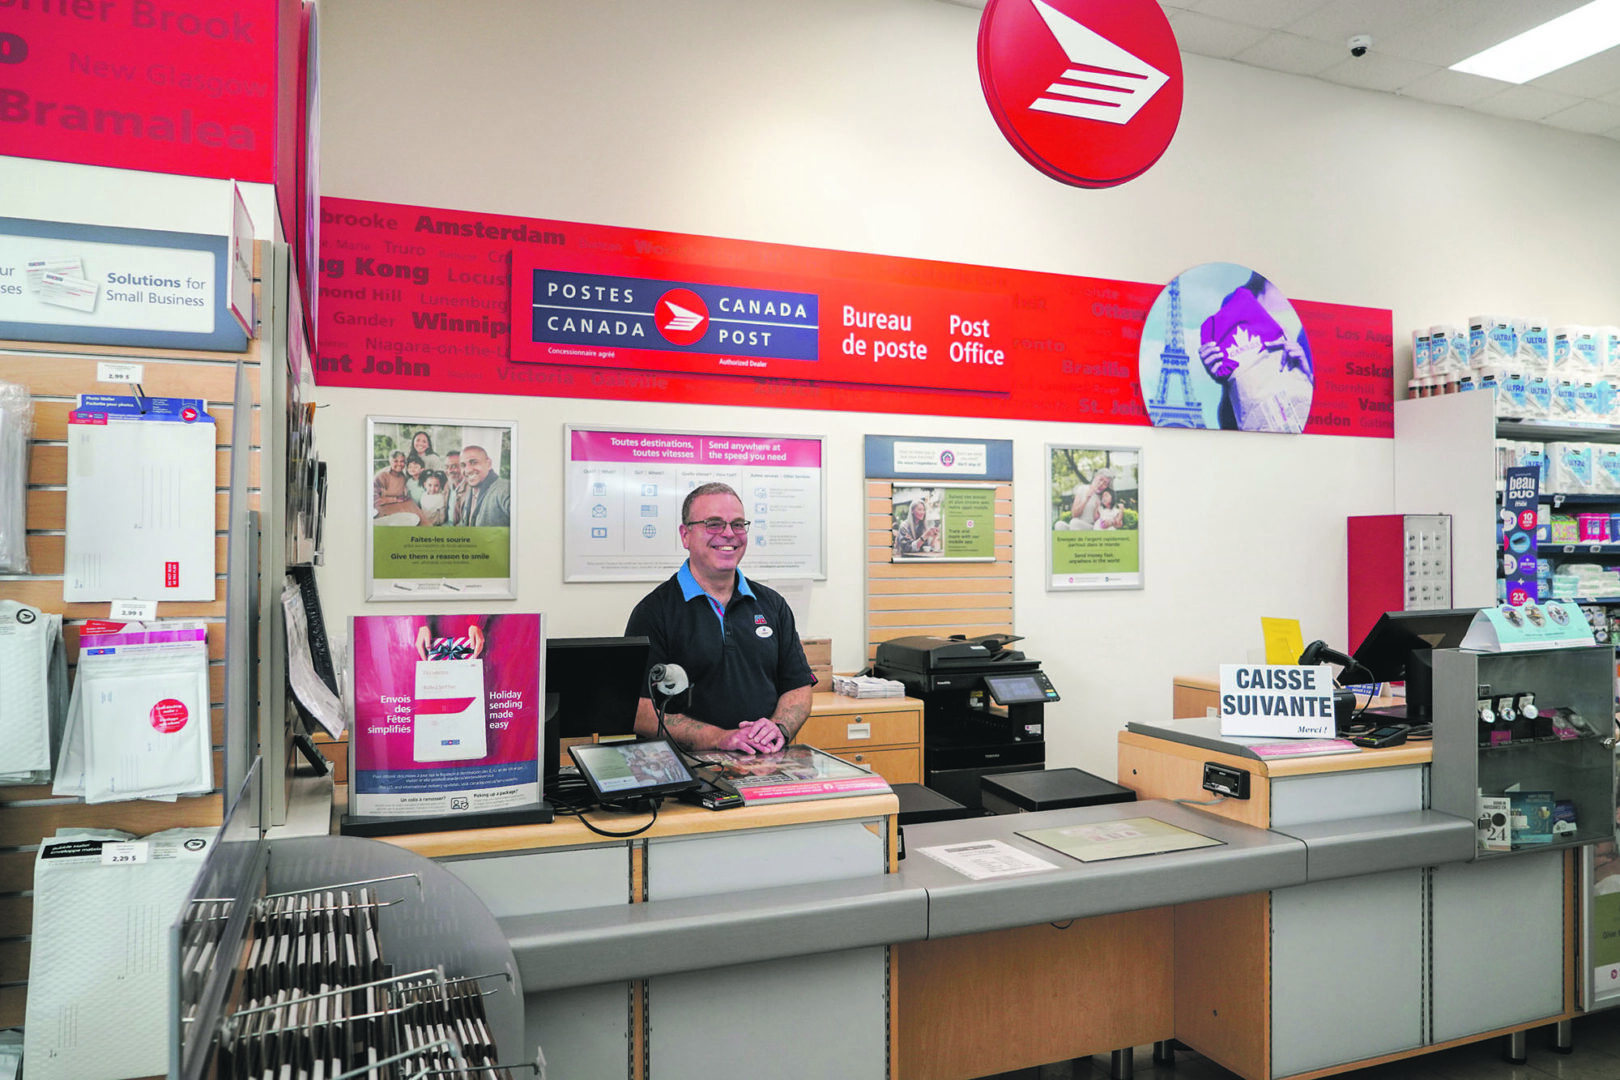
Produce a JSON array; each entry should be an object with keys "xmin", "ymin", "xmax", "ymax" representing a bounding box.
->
[{"xmin": 1147, "ymin": 277, "xmax": 1208, "ymax": 428}]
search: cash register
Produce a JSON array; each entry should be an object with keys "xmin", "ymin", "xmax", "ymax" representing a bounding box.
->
[{"xmin": 873, "ymin": 633, "xmax": 1059, "ymax": 808}]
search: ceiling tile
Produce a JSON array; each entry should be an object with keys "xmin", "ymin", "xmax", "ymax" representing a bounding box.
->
[
  {"xmin": 1231, "ymin": 31, "xmax": 1346, "ymax": 76},
  {"xmin": 1380, "ymin": 0, "xmax": 1593, "ymax": 66},
  {"xmin": 1539, "ymin": 98, "xmax": 1620, "ymax": 134},
  {"xmin": 1528, "ymin": 51, "xmax": 1620, "ymax": 99},
  {"xmin": 1397, "ymin": 67, "xmax": 1506, "ymax": 107},
  {"xmin": 1175, "ymin": 0, "xmax": 1328, "ymax": 31},
  {"xmin": 1468, "ymin": 84, "xmax": 1584, "ymax": 121},
  {"xmin": 1165, "ymin": 11, "xmax": 1270, "ymax": 58},
  {"xmin": 1280, "ymin": 0, "xmax": 1455, "ymax": 49},
  {"xmin": 1315, "ymin": 52, "xmax": 1437, "ymax": 94}
]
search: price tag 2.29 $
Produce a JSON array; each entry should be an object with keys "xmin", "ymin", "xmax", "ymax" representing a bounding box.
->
[{"xmin": 100, "ymin": 841, "xmax": 149, "ymax": 866}]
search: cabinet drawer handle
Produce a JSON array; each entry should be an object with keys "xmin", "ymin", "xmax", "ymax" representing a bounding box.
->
[{"xmin": 853, "ymin": 753, "xmax": 865, "ymax": 762}]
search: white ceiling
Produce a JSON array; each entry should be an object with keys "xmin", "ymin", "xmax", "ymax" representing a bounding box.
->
[
  {"xmin": 947, "ymin": 0, "xmax": 1620, "ymax": 140},
  {"xmin": 1161, "ymin": 0, "xmax": 1620, "ymax": 139}
]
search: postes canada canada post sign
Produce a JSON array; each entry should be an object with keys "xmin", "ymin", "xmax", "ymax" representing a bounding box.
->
[{"xmin": 978, "ymin": 0, "xmax": 1183, "ymax": 188}]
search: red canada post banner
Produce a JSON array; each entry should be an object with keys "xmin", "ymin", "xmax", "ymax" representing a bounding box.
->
[
  {"xmin": 0, "ymin": 0, "xmax": 289, "ymax": 182},
  {"xmin": 315, "ymin": 197, "xmax": 1393, "ymax": 437}
]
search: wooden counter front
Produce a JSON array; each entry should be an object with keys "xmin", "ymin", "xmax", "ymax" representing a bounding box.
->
[{"xmin": 1118, "ymin": 729, "xmax": 1429, "ymax": 830}]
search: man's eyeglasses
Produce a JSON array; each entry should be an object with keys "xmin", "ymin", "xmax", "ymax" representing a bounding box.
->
[{"xmin": 683, "ymin": 517, "xmax": 752, "ymax": 534}]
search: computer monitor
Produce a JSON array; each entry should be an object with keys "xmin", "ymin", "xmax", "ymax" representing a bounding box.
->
[
  {"xmin": 544, "ymin": 636, "xmax": 650, "ymax": 775},
  {"xmin": 1350, "ymin": 608, "xmax": 1478, "ymax": 721}
]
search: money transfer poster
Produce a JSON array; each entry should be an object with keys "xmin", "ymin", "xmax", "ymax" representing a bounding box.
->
[{"xmin": 564, "ymin": 426, "xmax": 825, "ymax": 582}]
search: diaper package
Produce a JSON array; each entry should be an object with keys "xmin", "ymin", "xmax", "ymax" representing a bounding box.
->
[
  {"xmin": 1546, "ymin": 442, "xmax": 1595, "ymax": 494},
  {"xmin": 1412, "ymin": 330, "xmax": 1431, "ymax": 381},
  {"xmin": 1525, "ymin": 374, "xmax": 1553, "ymax": 417},
  {"xmin": 1430, "ymin": 324, "xmax": 1469, "ymax": 378},
  {"xmin": 1496, "ymin": 370, "xmax": 1531, "ymax": 419},
  {"xmin": 1596, "ymin": 446, "xmax": 1620, "ymax": 494},
  {"xmin": 1550, "ymin": 379, "xmax": 1583, "ymax": 421},
  {"xmin": 1518, "ymin": 322, "xmax": 1552, "ymax": 372},
  {"xmin": 1469, "ymin": 315, "xmax": 1517, "ymax": 375},
  {"xmin": 1602, "ymin": 326, "xmax": 1620, "ymax": 377},
  {"xmin": 1553, "ymin": 326, "xmax": 1605, "ymax": 377}
]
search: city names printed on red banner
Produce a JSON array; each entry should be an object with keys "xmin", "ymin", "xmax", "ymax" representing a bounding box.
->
[
  {"xmin": 315, "ymin": 197, "xmax": 1393, "ymax": 437},
  {"xmin": 0, "ymin": 0, "xmax": 290, "ymax": 182}
]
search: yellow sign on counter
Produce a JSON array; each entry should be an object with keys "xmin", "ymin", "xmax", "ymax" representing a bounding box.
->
[{"xmin": 1261, "ymin": 616, "xmax": 1304, "ymax": 665}]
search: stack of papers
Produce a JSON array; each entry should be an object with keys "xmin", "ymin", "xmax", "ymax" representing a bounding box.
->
[{"xmin": 832, "ymin": 674, "xmax": 906, "ymax": 698}]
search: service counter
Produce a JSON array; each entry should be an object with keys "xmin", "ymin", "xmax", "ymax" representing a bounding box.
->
[
  {"xmin": 317, "ymin": 711, "xmax": 1576, "ymax": 1080},
  {"xmin": 1122, "ymin": 717, "xmax": 1578, "ymax": 1080},
  {"xmin": 360, "ymin": 792, "xmax": 904, "ymax": 1080}
]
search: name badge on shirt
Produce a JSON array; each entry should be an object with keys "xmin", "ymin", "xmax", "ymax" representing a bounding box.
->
[{"xmin": 756, "ymin": 626, "xmax": 773, "ymax": 638}]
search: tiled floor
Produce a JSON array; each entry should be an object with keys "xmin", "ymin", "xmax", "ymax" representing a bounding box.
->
[{"xmin": 982, "ymin": 1012, "xmax": 1620, "ymax": 1080}]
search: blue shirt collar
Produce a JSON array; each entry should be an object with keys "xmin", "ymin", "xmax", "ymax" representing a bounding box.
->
[{"xmin": 677, "ymin": 560, "xmax": 754, "ymax": 602}]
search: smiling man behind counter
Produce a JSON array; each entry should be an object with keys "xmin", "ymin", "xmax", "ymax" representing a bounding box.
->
[{"xmin": 625, "ymin": 482, "xmax": 814, "ymax": 753}]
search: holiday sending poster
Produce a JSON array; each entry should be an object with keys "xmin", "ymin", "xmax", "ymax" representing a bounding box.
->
[{"xmin": 350, "ymin": 613, "xmax": 542, "ymax": 818}]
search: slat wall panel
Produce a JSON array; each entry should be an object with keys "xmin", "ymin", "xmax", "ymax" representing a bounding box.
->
[
  {"xmin": 25, "ymin": 535, "xmax": 230, "ymax": 578},
  {"xmin": 0, "ymin": 774, "xmax": 226, "ymax": 847},
  {"xmin": 0, "ymin": 986, "xmax": 23, "ymax": 1028},
  {"xmin": 30, "ymin": 445, "xmax": 260, "ymax": 488},
  {"xmin": 865, "ymin": 481, "xmax": 1014, "ymax": 664},
  {"xmin": 0, "ymin": 851, "xmax": 34, "ymax": 893},
  {"xmin": 0, "ymin": 938, "xmax": 30, "ymax": 982},
  {"xmin": 0, "ymin": 276, "xmax": 265, "ymax": 1033},
  {"xmin": 0, "ymin": 353, "xmax": 259, "ymax": 404},
  {"xmin": 0, "ymin": 895, "xmax": 28, "ymax": 938},
  {"xmin": 26, "ymin": 490, "xmax": 252, "ymax": 532}
]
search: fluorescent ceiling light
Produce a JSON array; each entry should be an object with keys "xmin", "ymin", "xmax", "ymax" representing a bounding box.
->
[{"xmin": 1450, "ymin": 0, "xmax": 1620, "ymax": 84}]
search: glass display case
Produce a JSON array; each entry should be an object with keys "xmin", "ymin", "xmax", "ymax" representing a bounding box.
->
[{"xmin": 1433, "ymin": 644, "xmax": 1617, "ymax": 858}]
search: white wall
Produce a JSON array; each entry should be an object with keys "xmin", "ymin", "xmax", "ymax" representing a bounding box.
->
[
  {"xmin": 311, "ymin": 0, "xmax": 1620, "ymax": 777},
  {"xmin": 0, "ymin": 156, "xmax": 283, "ymax": 241}
]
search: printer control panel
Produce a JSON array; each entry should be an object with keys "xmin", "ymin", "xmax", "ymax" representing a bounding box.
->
[{"xmin": 982, "ymin": 671, "xmax": 1060, "ymax": 706}]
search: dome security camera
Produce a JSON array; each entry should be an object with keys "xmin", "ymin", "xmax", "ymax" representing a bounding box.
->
[{"xmin": 1348, "ymin": 34, "xmax": 1372, "ymax": 58}]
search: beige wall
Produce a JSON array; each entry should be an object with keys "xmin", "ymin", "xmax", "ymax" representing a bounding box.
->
[{"xmin": 170, "ymin": 0, "xmax": 1620, "ymax": 775}]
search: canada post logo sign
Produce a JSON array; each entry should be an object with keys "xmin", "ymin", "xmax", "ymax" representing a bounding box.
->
[
  {"xmin": 530, "ymin": 270, "xmax": 819, "ymax": 360},
  {"xmin": 978, "ymin": 0, "xmax": 1183, "ymax": 188}
]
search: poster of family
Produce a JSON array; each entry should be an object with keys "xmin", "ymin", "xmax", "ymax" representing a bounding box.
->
[
  {"xmin": 1048, "ymin": 445, "xmax": 1142, "ymax": 591},
  {"xmin": 367, "ymin": 416, "xmax": 518, "ymax": 599}
]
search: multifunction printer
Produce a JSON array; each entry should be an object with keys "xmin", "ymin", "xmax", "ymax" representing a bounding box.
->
[{"xmin": 873, "ymin": 633, "xmax": 1060, "ymax": 808}]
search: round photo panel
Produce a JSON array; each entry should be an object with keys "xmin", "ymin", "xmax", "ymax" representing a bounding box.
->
[{"xmin": 1139, "ymin": 262, "xmax": 1314, "ymax": 434}]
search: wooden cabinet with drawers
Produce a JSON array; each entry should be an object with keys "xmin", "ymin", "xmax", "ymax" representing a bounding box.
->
[{"xmin": 797, "ymin": 692, "xmax": 923, "ymax": 784}]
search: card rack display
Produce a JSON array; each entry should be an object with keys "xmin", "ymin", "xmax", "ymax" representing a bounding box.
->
[{"xmin": 174, "ymin": 825, "xmax": 527, "ymax": 1080}]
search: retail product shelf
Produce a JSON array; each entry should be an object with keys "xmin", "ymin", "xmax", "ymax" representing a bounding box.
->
[{"xmin": 1497, "ymin": 419, "xmax": 1620, "ymax": 442}]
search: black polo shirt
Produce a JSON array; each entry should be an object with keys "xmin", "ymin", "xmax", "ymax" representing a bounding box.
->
[{"xmin": 625, "ymin": 562, "xmax": 813, "ymax": 730}]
